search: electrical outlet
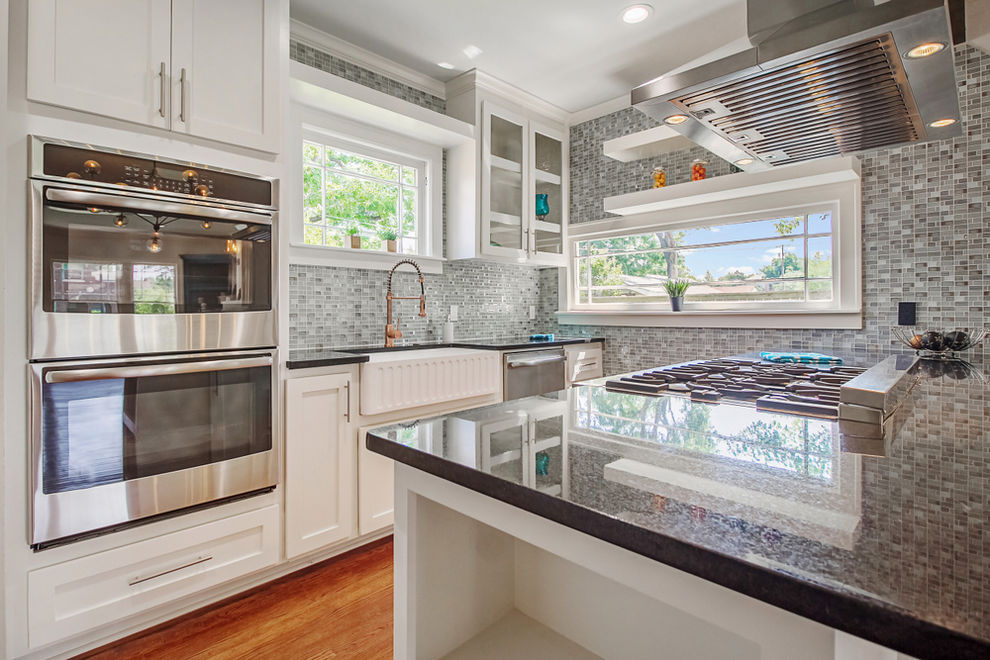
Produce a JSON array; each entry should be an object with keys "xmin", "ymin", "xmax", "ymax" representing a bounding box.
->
[
  {"xmin": 529, "ymin": 305, "xmax": 536, "ymax": 320},
  {"xmin": 449, "ymin": 305, "xmax": 458, "ymax": 321}
]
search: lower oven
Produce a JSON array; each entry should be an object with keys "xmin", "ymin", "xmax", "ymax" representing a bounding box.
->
[
  {"xmin": 29, "ymin": 349, "xmax": 277, "ymax": 548},
  {"xmin": 503, "ymin": 348, "xmax": 567, "ymax": 401}
]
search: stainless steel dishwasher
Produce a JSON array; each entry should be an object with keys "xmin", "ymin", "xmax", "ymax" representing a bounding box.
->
[{"xmin": 503, "ymin": 348, "xmax": 566, "ymax": 400}]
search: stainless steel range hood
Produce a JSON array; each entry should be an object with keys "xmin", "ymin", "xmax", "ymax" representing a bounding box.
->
[{"xmin": 632, "ymin": 0, "xmax": 962, "ymax": 170}]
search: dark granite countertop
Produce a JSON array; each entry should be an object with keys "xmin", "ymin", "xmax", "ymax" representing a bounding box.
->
[
  {"xmin": 286, "ymin": 336, "xmax": 604, "ymax": 369},
  {"xmin": 367, "ymin": 352, "xmax": 990, "ymax": 659}
]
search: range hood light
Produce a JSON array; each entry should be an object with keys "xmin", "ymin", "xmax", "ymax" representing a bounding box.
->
[
  {"xmin": 734, "ymin": 158, "xmax": 755, "ymax": 166},
  {"xmin": 929, "ymin": 118, "xmax": 956, "ymax": 128},
  {"xmin": 663, "ymin": 114, "xmax": 689, "ymax": 125},
  {"xmin": 906, "ymin": 42, "xmax": 945, "ymax": 58}
]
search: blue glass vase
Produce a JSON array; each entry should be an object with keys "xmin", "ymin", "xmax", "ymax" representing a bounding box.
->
[{"xmin": 535, "ymin": 193, "xmax": 550, "ymax": 219}]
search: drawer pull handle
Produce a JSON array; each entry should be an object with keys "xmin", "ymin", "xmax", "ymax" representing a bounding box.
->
[{"xmin": 128, "ymin": 555, "xmax": 213, "ymax": 586}]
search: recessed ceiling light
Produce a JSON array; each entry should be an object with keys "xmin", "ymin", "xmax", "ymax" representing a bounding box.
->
[
  {"xmin": 462, "ymin": 45, "xmax": 482, "ymax": 59},
  {"xmin": 929, "ymin": 118, "xmax": 956, "ymax": 128},
  {"xmin": 663, "ymin": 114, "xmax": 688, "ymax": 125},
  {"xmin": 621, "ymin": 4, "xmax": 653, "ymax": 24},
  {"xmin": 906, "ymin": 42, "xmax": 946, "ymax": 59},
  {"xmin": 437, "ymin": 62, "xmax": 455, "ymax": 70},
  {"xmin": 734, "ymin": 158, "xmax": 755, "ymax": 166}
]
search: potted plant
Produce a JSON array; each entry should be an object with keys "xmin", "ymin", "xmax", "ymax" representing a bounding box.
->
[
  {"xmin": 345, "ymin": 225, "xmax": 361, "ymax": 249},
  {"xmin": 378, "ymin": 225, "xmax": 398, "ymax": 253},
  {"xmin": 664, "ymin": 279, "xmax": 690, "ymax": 311}
]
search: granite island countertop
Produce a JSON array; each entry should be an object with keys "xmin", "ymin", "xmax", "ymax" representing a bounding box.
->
[
  {"xmin": 286, "ymin": 336, "xmax": 604, "ymax": 369},
  {"xmin": 367, "ymin": 353, "xmax": 990, "ymax": 659}
]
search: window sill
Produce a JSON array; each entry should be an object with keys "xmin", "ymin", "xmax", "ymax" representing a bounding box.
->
[
  {"xmin": 288, "ymin": 243, "xmax": 446, "ymax": 274},
  {"xmin": 556, "ymin": 309, "xmax": 862, "ymax": 330}
]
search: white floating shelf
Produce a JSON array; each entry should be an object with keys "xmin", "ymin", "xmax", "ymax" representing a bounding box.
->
[
  {"xmin": 491, "ymin": 212, "xmax": 522, "ymax": 226},
  {"xmin": 602, "ymin": 125, "xmax": 697, "ymax": 162},
  {"xmin": 290, "ymin": 61, "xmax": 474, "ymax": 148},
  {"xmin": 535, "ymin": 169, "xmax": 562, "ymax": 185},
  {"xmin": 533, "ymin": 220, "xmax": 561, "ymax": 233},
  {"xmin": 603, "ymin": 156, "xmax": 862, "ymax": 216},
  {"xmin": 491, "ymin": 155, "xmax": 523, "ymax": 173}
]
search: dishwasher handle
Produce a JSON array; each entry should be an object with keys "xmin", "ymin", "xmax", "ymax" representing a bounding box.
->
[{"xmin": 506, "ymin": 355, "xmax": 566, "ymax": 368}]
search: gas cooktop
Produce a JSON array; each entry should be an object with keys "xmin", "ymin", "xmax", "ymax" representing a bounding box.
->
[{"xmin": 605, "ymin": 358, "xmax": 869, "ymax": 419}]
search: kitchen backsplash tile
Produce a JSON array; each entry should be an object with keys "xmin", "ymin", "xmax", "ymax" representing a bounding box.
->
[{"xmin": 552, "ymin": 45, "xmax": 989, "ymax": 375}]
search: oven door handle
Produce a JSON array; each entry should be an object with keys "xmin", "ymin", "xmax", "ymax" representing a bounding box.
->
[
  {"xmin": 44, "ymin": 187, "xmax": 273, "ymax": 225},
  {"xmin": 45, "ymin": 356, "xmax": 272, "ymax": 383}
]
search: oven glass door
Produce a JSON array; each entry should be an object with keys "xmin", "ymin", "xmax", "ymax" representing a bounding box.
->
[
  {"xmin": 40, "ymin": 188, "xmax": 272, "ymax": 315},
  {"xmin": 32, "ymin": 353, "xmax": 275, "ymax": 545}
]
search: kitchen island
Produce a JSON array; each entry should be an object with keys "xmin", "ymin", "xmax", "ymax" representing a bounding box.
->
[{"xmin": 367, "ymin": 354, "xmax": 990, "ymax": 659}]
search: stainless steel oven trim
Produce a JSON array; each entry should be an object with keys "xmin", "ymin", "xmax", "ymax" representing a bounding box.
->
[
  {"xmin": 45, "ymin": 186, "xmax": 274, "ymax": 225},
  {"xmin": 29, "ymin": 349, "xmax": 280, "ymax": 547},
  {"xmin": 29, "ymin": 180, "xmax": 277, "ymax": 360},
  {"xmin": 30, "ymin": 135, "xmax": 279, "ymax": 213}
]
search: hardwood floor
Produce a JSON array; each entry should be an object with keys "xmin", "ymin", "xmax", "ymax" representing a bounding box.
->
[{"xmin": 77, "ymin": 537, "xmax": 394, "ymax": 660}]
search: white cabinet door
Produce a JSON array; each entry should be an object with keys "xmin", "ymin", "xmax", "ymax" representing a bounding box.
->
[
  {"xmin": 170, "ymin": 0, "xmax": 281, "ymax": 152},
  {"xmin": 528, "ymin": 122, "xmax": 567, "ymax": 266},
  {"xmin": 284, "ymin": 373, "xmax": 355, "ymax": 558},
  {"xmin": 358, "ymin": 430, "xmax": 395, "ymax": 535},
  {"xmin": 481, "ymin": 101, "xmax": 530, "ymax": 261},
  {"xmin": 27, "ymin": 0, "xmax": 171, "ymax": 129}
]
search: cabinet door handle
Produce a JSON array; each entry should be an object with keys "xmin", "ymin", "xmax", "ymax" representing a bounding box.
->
[
  {"xmin": 179, "ymin": 68, "xmax": 187, "ymax": 123},
  {"xmin": 344, "ymin": 381, "xmax": 351, "ymax": 423},
  {"xmin": 128, "ymin": 555, "xmax": 212, "ymax": 586},
  {"xmin": 158, "ymin": 62, "xmax": 166, "ymax": 118}
]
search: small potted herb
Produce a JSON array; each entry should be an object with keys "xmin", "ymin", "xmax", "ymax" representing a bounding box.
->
[
  {"xmin": 345, "ymin": 225, "xmax": 361, "ymax": 249},
  {"xmin": 378, "ymin": 225, "xmax": 398, "ymax": 253},
  {"xmin": 664, "ymin": 279, "xmax": 690, "ymax": 311}
]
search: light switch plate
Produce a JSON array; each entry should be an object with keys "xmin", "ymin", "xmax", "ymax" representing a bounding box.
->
[
  {"xmin": 449, "ymin": 305, "xmax": 458, "ymax": 321},
  {"xmin": 529, "ymin": 305, "xmax": 536, "ymax": 320}
]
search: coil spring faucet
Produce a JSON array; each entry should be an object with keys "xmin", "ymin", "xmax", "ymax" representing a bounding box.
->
[{"xmin": 385, "ymin": 259, "xmax": 427, "ymax": 348}]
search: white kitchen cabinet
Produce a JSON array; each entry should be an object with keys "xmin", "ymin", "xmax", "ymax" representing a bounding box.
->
[
  {"xmin": 27, "ymin": 0, "xmax": 172, "ymax": 129},
  {"xmin": 565, "ymin": 343, "xmax": 603, "ymax": 384},
  {"xmin": 284, "ymin": 373, "xmax": 356, "ymax": 558},
  {"xmin": 170, "ymin": 0, "xmax": 281, "ymax": 152},
  {"xmin": 27, "ymin": 0, "xmax": 281, "ymax": 153},
  {"xmin": 358, "ymin": 429, "xmax": 396, "ymax": 535},
  {"xmin": 27, "ymin": 506, "xmax": 278, "ymax": 649},
  {"xmin": 447, "ymin": 72, "xmax": 568, "ymax": 265}
]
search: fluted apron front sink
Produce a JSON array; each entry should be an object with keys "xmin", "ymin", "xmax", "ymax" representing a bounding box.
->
[{"xmin": 360, "ymin": 348, "xmax": 500, "ymax": 415}]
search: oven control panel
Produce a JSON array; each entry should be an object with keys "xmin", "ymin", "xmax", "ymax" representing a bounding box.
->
[{"xmin": 39, "ymin": 141, "xmax": 273, "ymax": 207}]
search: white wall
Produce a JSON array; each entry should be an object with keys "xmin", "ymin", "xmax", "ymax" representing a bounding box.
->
[{"xmin": 2, "ymin": 1, "xmax": 289, "ymax": 656}]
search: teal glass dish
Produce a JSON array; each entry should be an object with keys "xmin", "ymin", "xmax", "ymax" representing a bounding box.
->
[{"xmin": 535, "ymin": 193, "xmax": 550, "ymax": 219}]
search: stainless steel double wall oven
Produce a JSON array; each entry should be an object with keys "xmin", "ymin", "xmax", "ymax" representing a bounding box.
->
[{"xmin": 28, "ymin": 137, "xmax": 279, "ymax": 548}]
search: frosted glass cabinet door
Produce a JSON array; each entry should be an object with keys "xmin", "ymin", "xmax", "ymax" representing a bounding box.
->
[
  {"xmin": 170, "ymin": 0, "xmax": 281, "ymax": 152},
  {"xmin": 530, "ymin": 123, "xmax": 567, "ymax": 265},
  {"xmin": 482, "ymin": 102, "xmax": 528, "ymax": 260},
  {"xmin": 27, "ymin": 0, "xmax": 172, "ymax": 129}
]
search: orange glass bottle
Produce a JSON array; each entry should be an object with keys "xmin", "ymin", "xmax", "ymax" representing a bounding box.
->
[{"xmin": 690, "ymin": 159, "xmax": 708, "ymax": 181}]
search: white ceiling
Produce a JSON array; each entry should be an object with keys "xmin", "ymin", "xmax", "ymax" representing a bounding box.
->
[{"xmin": 290, "ymin": 0, "xmax": 748, "ymax": 113}]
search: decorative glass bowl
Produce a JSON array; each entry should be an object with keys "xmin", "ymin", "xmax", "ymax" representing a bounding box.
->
[{"xmin": 892, "ymin": 327, "xmax": 987, "ymax": 359}]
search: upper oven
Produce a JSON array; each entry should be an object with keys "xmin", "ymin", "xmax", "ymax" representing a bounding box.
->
[{"xmin": 28, "ymin": 136, "xmax": 277, "ymax": 360}]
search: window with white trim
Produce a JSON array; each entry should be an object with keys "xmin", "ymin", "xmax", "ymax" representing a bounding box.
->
[
  {"xmin": 573, "ymin": 207, "xmax": 835, "ymax": 308},
  {"xmin": 302, "ymin": 135, "xmax": 428, "ymax": 255}
]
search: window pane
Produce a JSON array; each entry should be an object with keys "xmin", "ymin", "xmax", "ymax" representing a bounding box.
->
[
  {"xmin": 326, "ymin": 147, "xmax": 399, "ymax": 181},
  {"xmin": 679, "ymin": 216, "xmax": 804, "ymax": 246},
  {"xmin": 303, "ymin": 225, "xmax": 323, "ymax": 246},
  {"xmin": 324, "ymin": 229, "xmax": 344, "ymax": 248},
  {"xmin": 402, "ymin": 188, "xmax": 417, "ymax": 235},
  {"xmin": 303, "ymin": 141, "xmax": 322, "ymax": 164},
  {"xmin": 303, "ymin": 165, "xmax": 323, "ymax": 224},
  {"xmin": 685, "ymin": 278, "xmax": 805, "ymax": 303},
  {"xmin": 681, "ymin": 237, "xmax": 805, "ymax": 282},
  {"xmin": 324, "ymin": 172, "xmax": 398, "ymax": 230},
  {"xmin": 808, "ymin": 211, "xmax": 832, "ymax": 234},
  {"xmin": 400, "ymin": 237, "xmax": 417, "ymax": 253},
  {"xmin": 402, "ymin": 167, "xmax": 417, "ymax": 186},
  {"xmin": 808, "ymin": 237, "xmax": 832, "ymax": 278},
  {"xmin": 809, "ymin": 280, "xmax": 833, "ymax": 301}
]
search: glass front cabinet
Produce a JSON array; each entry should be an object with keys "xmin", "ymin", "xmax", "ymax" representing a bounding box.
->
[{"xmin": 447, "ymin": 84, "xmax": 568, "ymax": 266}]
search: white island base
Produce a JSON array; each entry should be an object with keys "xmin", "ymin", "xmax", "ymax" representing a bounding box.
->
[{"xmin": 392, "ymin": 464, "xmax": 910, "ymax": 660}]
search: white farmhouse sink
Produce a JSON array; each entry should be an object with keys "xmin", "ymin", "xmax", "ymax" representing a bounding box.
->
[{"xmin": 359, "ymin": 348, "xmax": 500, "ymax": 415}]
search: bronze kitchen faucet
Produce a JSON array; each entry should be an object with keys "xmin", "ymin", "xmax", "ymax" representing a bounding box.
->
[{"xmin": 385, "ymin": 259, "xmax": 427, "ymax": 348}]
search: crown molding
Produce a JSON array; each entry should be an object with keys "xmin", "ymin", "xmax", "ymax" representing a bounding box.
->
[
  {"xmin": 567, "ymin": 94, "xmax": 631, "ymax": 126},
  {"xmin": 446, "ymin": 69, "xmax": 571, "ymax": 125},
  {"xmin": 289, "ymin": 19, "xmax": 446, "ymax": 99}
]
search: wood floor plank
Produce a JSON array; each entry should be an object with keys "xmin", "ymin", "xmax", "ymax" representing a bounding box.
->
[{"xmin": 75, "ymin": 537, "xmax": 393, "ymax": 660}]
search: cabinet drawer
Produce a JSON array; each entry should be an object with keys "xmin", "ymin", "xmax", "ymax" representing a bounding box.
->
[
  {"xmin": 572, "ymin": 358, "xmax": 603, "ymax": 382},
  {"xmin": 28, "ymin": 505, "xmax": 279, "ymax": 648},
  {"xmin": 566, "ymin": 345, "xmax": 602, "ymax": 364}
]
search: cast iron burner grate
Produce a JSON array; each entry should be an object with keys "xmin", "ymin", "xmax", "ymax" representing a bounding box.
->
[{"xmin": 605, "ymin": 358, "xmax": 867, "ymax": 419}]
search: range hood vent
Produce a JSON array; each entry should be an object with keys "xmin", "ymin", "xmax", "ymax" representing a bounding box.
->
[{"xmin": 632, "ymin": 0, "xmax": 962, "ymax": 170}]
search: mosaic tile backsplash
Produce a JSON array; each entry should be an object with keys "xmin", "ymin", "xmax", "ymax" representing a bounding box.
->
[{"xmin": 551, "ymin": 45, "xmax": 990, "ymax": 375}]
